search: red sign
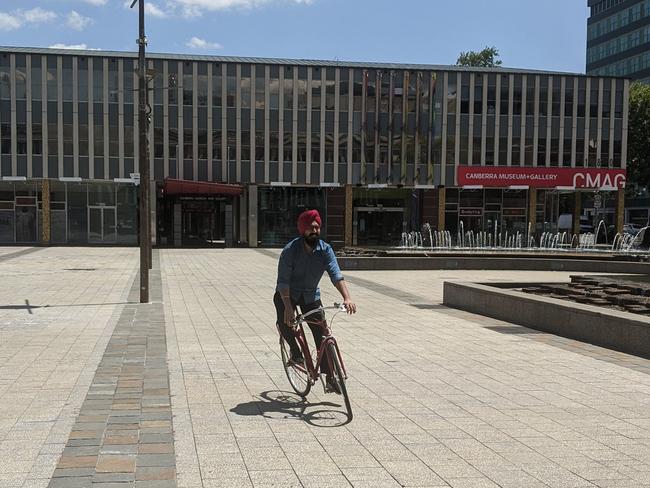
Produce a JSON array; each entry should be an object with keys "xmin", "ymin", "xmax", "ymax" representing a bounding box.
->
[{"xmin": 457, "ymin": 166, "xmax": 626, "ymax": 189}]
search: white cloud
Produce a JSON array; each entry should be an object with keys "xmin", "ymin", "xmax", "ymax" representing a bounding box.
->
[
  {"xmin": 145, "ymin": 3, "xmax": 168, "ymax": 17},
  {"xmin": 67, "ymin": 10, "xmax": 93, "ymax": 30},
  {"xmin": 172, "ymin": 0, "xmax": 312, "ymax": 17},
  {"xmin": 49, "ymin": 43, "xmax": 101, "ymax": 51},
  {"xmin": 0, "ymin": 8, "xmax": 57, "ymax": 31},
  {"xmin": 81, "ymin": 0, "xmax": 108, "ymax": 5},
  {"xmin": 22, "ymin": 8, "xmax": 57, "ymax": 24},
  {"xmin": 0, "ymin": 13, "xmax": 21, "ymax": 31},
  {"xmin": 186, "ymin": 36, "xmax": 223, "ymax": 49}
]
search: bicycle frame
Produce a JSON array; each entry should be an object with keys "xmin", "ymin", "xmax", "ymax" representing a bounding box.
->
[{"xmin": 287, "ymin": 310, "xmax": 349, "ymax": 385}]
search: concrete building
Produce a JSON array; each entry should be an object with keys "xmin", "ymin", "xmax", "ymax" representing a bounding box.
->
[{"xmin": 0, "ymin": 46, "xmax": 629, "ymax": 248}]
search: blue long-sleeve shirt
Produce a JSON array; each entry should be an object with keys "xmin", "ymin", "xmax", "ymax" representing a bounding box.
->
[{"xmin": 276, "ymin": 237, "xmax": 344, "ymax": 303}]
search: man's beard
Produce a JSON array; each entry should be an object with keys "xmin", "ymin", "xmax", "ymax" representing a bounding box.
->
[{"xmin": 305, "ymin": 233, "xmax": 319, "ymax": 246}]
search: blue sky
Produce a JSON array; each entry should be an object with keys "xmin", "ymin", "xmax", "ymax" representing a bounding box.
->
[{"xmin": 0, "ymin": 0, "xmax": 590, "ymax": 73}]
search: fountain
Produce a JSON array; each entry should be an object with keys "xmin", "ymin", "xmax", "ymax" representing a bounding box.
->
[{"xmin": 393, "ymin": 220, "xmax": 649, "ymax": 255}]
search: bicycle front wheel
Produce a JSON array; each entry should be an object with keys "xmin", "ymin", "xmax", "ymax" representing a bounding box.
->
[
  {"xmin": 280, "ymin": 336, "xmax": 311, "ymax": 397},
  {"xmin": 327, "ymin": 343, "xmax": 352, "ymax": 420}
]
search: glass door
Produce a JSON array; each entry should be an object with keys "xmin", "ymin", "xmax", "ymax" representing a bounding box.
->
[
  {"xmin": 103, "ymin": 207, "xmax": 116, "ymax": 243},
  {"xmin": 15, "ymin": 205, "xmax": 37, "ymax": 243},
  {"xmin": 89, "ymin": 207, "xmax": 102, "ymax": 242},
  {"xmin": 88, "ymin": 206, "xmax": 117, "ymax": 243}
]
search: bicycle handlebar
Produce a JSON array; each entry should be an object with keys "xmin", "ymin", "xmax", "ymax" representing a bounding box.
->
[{"xmin": 292, "ymin": 302, "xmax": 346, "ymax": 325}]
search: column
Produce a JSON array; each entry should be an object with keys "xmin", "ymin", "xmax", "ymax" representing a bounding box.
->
[
  {"xmin": 225, "ymin": 203, "xmax": 233, "ymax": 247},
  {"xmin": 344, "ymin": 184, "xmax": 353, "ymax": 247},
  {"xmin": 173, "ymin": 202, "xmax": 181, "ymax": 246},
  {"xmin": 616, "ymin": 189, "xmax": 624, "ymax": 234},
  {"xmin": 438, "ymin": 187, "xmax": 446, "ymax": 231},
  {"xmin": 248, "ymin": 184, "xmax": 257, "ymax": 247},
  {"xmin": 41, "ymin": 179, "xmax": 50, "ymax": 245},
  {"xmin": 572, "ymin": 191, "xmax": 581, "ymax": 239},
  {"xmin": 528, "ymin": 187, "xmax": 537, "ymax": 237}
]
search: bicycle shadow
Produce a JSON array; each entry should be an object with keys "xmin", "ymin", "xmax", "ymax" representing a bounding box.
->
[{"xmin": 230, "ymin": 390, "xmax": 352, "ymax": 427}]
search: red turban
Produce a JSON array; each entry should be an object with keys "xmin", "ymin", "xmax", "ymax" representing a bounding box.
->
[{"xmin": 297, "ymin": 209, "xmax": 322, "ymax": 235}]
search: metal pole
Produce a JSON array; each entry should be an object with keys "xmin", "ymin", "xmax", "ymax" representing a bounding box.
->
[{"xmin": 133, "ymin": 0, "xmax": 149, "ymax": 302}]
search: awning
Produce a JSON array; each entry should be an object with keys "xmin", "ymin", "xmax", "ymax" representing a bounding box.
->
[{"xmin": 162, "ymin": 178, "xmax": 243, "ymax": 196}]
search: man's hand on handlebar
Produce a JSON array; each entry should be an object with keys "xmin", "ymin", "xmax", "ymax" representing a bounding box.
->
[
  {"xmin": 335, "ymin": 301, "xmax": 356, "ymax": 314},
  {"xmin": 343, "ymin": 299, "xmax": 356, "ymax": 314}
]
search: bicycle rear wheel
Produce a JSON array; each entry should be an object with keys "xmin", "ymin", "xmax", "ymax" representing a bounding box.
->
[
  {"xmin": 327, "ymin": 343, "xmax": 352, "ymax": 420},
  {"xmin": 280, "ymin": 336, "xmax": 311, "ymax": 397}
]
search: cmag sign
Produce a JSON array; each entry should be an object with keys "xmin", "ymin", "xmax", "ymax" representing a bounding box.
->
[{"xmin": 457, "ymin": 166, "xmax": 626, "ymax": 189}]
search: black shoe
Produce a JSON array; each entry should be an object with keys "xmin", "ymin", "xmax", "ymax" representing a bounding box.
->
[
  {"xmin": 290, "ymin": 350, "xmax": 304, "ymax": 364},
  {"xmin": 325, "ymin": 375, "xmax": 342, "ymax": 395}
]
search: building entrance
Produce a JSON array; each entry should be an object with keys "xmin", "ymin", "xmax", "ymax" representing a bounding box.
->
[
  {"xmin": 353, "ymin": 206, "xmax": 405, "ymax": 246},
  {"xmin": 181, "ymin": 199, "xmax": 225, "ymax": 246}
]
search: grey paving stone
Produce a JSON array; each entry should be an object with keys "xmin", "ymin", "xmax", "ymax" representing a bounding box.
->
[
  {"xmin": 135, "ymin": 454, "xmax": 176, "ymax": 467},
  {"xmin": 92, "ymin": 473, "xmax": 136, "ymax": 483},
  {"xmin": 134, "ymin": 482, "xmax": 177, "ymax": 488},
  {"xmin": 48, "ymin": 477, "xmax": 93, "ymax": 488}
]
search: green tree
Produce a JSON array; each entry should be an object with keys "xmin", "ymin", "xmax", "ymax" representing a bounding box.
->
[
  {"xmin": 456, "ymin": 46, "xmax": 502, "ymax": 68},
  {"xmin": 627, "ymin": 82, "xmax": 650, "ymax": 192}
]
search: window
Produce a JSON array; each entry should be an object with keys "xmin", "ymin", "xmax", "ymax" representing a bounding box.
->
[
  {"xmin": 499, "ymin": 76, "xmax": 509, "ymax": 115},
  {"xmin": 284, "ymin": 70, "xmax": 293, "ymax": 109},
  {"xmin": 212, "ymin": 64, "xmax": 222, "ymax": 107},
  {"xmin": 168, "ymin": 62, "xmax": 178, "ymax": 106},
  {"xmin": 183, "ymin": 63, "xmax": 193, "ymax": 106},
  {"xmin": 254, "ymin": 69, "xmax": 265, "ymax": 109},
  {"xmin": 31, "ymin": 56, "xmax": 42, "ymax": 101},
  {"xmin": 447, "ymin": 72, "xmax": 457, "ymax": 115},
  {"xmin": 197, "ymin": 64, "xmax": 208, "ymax": 106},
  {"xmin": 48, "ymin": 56, "xmax": 59, "ymax": 101},
  {"xmin": 312, "ymin": 71, "xmax": 322, "ymax": 110},
  {"xmin": 15, "ymin": 66, "xmax": 27, "ymax": 100},
  {"xmin": 325, "ymin": 76, "xmax": 335, "ymax": 111},
  {"xmin": 108, "ymin": 59, "xmax": 118, "ymax": 103},
  {"xmin": 123, "ymin": 59, "xmax": 132, "ymax": 104},
  {"xmin": 270, "ymin": 72, "xmax": 279, "ymax": 109},
  {"xmin": 473, "ymin": 77, "xmax": 483, "ymax": 115},
  {"xmin": 241, "ymin": 72, "xmax": 251, "ymax": 109}
]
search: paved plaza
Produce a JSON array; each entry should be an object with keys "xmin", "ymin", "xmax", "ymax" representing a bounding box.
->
[{"xmin": 1, "ymin": 247, "xmax": 650, "ymax": 487}]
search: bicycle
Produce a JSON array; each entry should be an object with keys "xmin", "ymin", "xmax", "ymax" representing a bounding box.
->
[{"xmin": 276, "ymin": 302, "xmax": 353, "ymax": 420}]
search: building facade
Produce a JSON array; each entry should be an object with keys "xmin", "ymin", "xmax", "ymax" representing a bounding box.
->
[
  {"xmin": 0, "ymin": 47, "xmax": 629, "ymax": 248},
  {"xmin": 587, "ymin": 0, "xmax": 650, "ymax": 82}
]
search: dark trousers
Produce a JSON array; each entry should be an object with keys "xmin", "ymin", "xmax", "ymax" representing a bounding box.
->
[{"xmin": 273, "ymin": 292, "xmax": 330, "ymax": 375}]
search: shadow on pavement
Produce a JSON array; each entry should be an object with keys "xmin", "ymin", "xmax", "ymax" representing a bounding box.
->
[
  {"xmin": 0, "ymin": 300, "xmax": 45, "ymax": 314},
  {"xmin": 0, "ymin": 301, "xmax": 139, "ymax": 314},
  {"xmin": 484, "ymin": 325, "xmax": 546, "ymax": 335},
  {"xmin": 230, "ymin": 390, "xmax": 352, "ymax": 427}
]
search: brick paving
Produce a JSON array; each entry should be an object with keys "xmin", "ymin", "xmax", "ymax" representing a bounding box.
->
[
  {"xmin": 2, "ymin": 247, "xmax": 650, "ymax": 487},
  {"xmin": 48, "ymin": 251, "xmax": 175, "ymax": 488}
]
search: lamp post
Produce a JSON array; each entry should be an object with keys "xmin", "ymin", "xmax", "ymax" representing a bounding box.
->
[{"xmin": 130, "ymin": 0, "xmax": 150, "ymax": 303}]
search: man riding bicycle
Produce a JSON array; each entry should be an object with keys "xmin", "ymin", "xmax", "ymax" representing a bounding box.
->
[{"xmin": 274, "ymin": 209, "xmax": 356, "ymax": 393}]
